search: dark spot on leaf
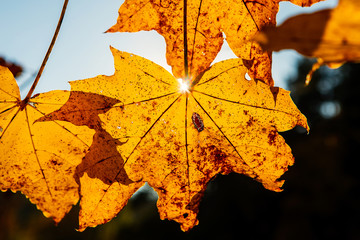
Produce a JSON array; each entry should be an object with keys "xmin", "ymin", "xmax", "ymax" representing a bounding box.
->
[
  {"xmin": 237, "ymin": 24, "xmax": 242, "ymax": 32},
  {"xmin": 246, "ymin": 116, "xmax": 254, "ymax": 127},
  {"xmin": 158, "ymin": 187, "xmax": 166, "ymax": 193},
  {"xmin": 242, "ymin": 59, "xmax": 254, "ymax": 69},
  {"xmin": 167, "ymin": 152, "xmax": 179, "ymax": 165},
  {"xmin": 151, "ymin": 101, "xmax": 158, "ymax": 107},
  {"xmin": 212, "ymin": 147, "xmax": 227, "ymax": 162},
  {"xmin": 268, "ymin": 130, "xmax": 277, "ymax": 145},
  {"xmin": 342, "ymin": 38, "xmax": 348, "ymax": 45},
  {"xmin": 50, "ymin": 159, "xmax": 62, "ymax": 166},
  {"xmin": 270, "ymin": 86, "xmax": 279, "ymax": 103}
]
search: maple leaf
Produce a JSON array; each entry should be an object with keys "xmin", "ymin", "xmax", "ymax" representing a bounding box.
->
[
  {"xmin": 284, "ymin": 0, "xmax": 326, "ymax": 6},
  {"xmin": 254, "ymin": 0, "xmax": 360, "ymax": 68},
  {"xmin": 64, "ymin": 47, "xmax": 308, "ymax": 231},
  {"xmin": 38, "ymin": 91, "xmax": 142, "ymax": 230},
  {"xmin": 107, "ymin": 0, "xmax": 324, "ymax": 85},
  {"xmin": 0, "ymin": 66, "xmax": 94, "ymax": 223}
]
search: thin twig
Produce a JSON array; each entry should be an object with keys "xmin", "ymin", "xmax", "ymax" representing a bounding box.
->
[
  {"xmin": 21, "ymin": 0, "xmax": 69, "ymax": 109},
  {"xmin": 183, "ymin": 0, "xmax": 189, "ymax": 80}
]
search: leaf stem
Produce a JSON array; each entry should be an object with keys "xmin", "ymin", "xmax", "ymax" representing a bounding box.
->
[
  {"xmin": 21, "ymin": 0, "xmax": 69, "ymax": 109},
  {"xmin": 183, "ymin": 0, "xmax": 189, "ymax": 80}
]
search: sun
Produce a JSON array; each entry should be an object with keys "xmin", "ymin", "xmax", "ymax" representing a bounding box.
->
[{"xmin": 177, "ymin": 78, "xmax": 190, "ymax": 94}]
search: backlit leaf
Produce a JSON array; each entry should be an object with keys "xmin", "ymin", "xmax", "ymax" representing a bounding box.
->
[
  {"xmin": 38, "ymin": 91, "xmax": 143, "ymax": 230},
  {"xmin": 108, "ymin": 0, "xmax": 324, "ymax": 85},
  {"xmin": 255, "ymin": 0, "xmax": 360, "ymax": 66},
  {"xmin": 0, "ymin": 66, "xmax": 94, "ymax": 222},
  {"xmin": 67, "ymin": 47, "xmax": 308, "ymax": 231}
]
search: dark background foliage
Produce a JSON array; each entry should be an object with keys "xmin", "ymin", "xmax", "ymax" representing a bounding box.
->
[{"xmin": 1, "ymin": 59, "xmax": 360, "ymax": 240}]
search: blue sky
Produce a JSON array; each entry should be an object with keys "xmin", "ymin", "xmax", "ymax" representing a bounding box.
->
[{"xmin": 0, "ymin": 0, "xmax": 338, "ymax": 98}]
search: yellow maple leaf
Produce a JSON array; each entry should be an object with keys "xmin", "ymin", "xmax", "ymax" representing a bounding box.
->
[
  {"xmin": 107, "ymin": 0, "xmax": 325, "ymax": 85},
  {"xmin": 0, "ymin": 66, "xmax": 94, "ymax": 222},
  {"xmin": 64, "ymin": 47, "xmax": 308, "ymax": 231},
  {"xmin": 37, "ymin": 90, "xmax": 143, "ymax": 230}
]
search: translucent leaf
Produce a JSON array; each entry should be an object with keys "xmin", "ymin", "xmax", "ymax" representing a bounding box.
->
[{"xmin": 66, "ymin": 48, "xmax": 308, "ymax": 231}]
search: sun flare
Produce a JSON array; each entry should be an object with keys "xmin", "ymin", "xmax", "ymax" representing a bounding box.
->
[{"xmin": 177, "ymin": 78, "xmax": 190, "ymax": 93}]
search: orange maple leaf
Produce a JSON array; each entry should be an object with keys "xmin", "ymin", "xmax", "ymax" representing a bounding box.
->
[
  {"xmin": 107, "ymin": 0, "xmax": 325, "ymax": 85},
  {"xmin": 61, "ymin": 47, "xmax": 308, "ymax": 231},
  {"xmin": 255, "ymin": 0, "xmax": 360, "ymax": 70},
  {"xmin": 0, "ymin": 66, "xmax": 94, "ymax": 223}
]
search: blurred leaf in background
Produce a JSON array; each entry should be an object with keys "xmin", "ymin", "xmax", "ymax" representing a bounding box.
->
[{"xmin": 0, "ymin": 57, "xmax": 23, "ymax": 78}]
